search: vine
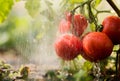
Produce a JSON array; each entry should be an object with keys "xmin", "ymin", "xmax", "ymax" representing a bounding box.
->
[{"xmin": 70, "ymin": 0, "xmax": 111, "ymax": 32}]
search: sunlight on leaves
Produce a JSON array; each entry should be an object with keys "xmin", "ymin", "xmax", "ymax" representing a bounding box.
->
[
  {"xmin": 69, "ymin": 0, "xmax": 84, "ymax": 4},
  {"xmin": 94, "ymin": 0, "xmax": 102, "ymax": 7},
  {"xmin": 0, "ymin": 0, "xmax": 14, "ymax": 24}
]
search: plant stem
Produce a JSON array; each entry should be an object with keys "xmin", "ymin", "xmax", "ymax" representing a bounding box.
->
[
  {"xmin": 118, "ymin": 46, "xmax": 120, "ymax": 78},
  {"xmin": 106, "ymin": 0, "xmax": 120, "ymax": 17},
  {"xmin": 116, "ymin": 50, "xmax": 119, "ymax": 77},
  {"xmin": 71, "ymin": 1, "xmax": 87, "ymax": 14},
  {"xmin": 87, "ymin": 0, "xmax": 98, "ymax": 31},
  {"xmin": 115, "ymin": 48, "xmax": 120, "ymax": 78},
  {"xmin": 117, "ymin": 45, "xmax": 120, "ymax": 77}
]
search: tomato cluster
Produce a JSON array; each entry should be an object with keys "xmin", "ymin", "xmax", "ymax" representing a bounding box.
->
[
  {"xmin": 55, "ymin": 12, "xmax": 88, "ymax": 61},
  {"xmin": 59, "ymin": 13, "xmax": 88, "ymax": 37},
  {"xmin": 54, "ymin": 12, "xmax": 120, "ymax": 62}
]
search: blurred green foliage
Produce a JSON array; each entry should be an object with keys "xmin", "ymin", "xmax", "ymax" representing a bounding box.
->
[
  {"xmin": 0, "ymin": 0, "xmax": 14, "ymax": 24},
  {"xmin": 0, "ymin": 0, "xmax": 56, "ymax": 55},
  {"xmin": 25, "ymin": 0, "xmax": 40, "ymax": 18}
]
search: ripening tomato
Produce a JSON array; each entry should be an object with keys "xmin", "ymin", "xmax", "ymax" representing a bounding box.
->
[
  {"xmin": 54, "ymin": 34, "xmax": 82, "ymax": 60},
  {"xmin": 59, "ymin": 13, "xmax": 88, "ymax": 37},
  {"xmin": 82, "ymin": 32, "xmax": 113, "ymax": 62},
  {"xmin": 65, "ymin": 12, "xmax": 72, "ymax": 22},
  {"xmin": 59, "ymin": 19, "xmax": 71, "ymax": 33},
  {"xmin": 72, "ymin": 14, "xmax": 88, "ymax": 37},
  {"xmin": 102, "ymin": 16, "xmax": 120, "ymax": 45}
]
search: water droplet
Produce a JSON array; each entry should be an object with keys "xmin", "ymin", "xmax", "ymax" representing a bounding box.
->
[{"xmin": 93, "ymin": 62, "xmax": 101, "ymax": 81}]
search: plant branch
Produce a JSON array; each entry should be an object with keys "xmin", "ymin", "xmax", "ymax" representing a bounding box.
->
[
  {"xmin": 116, "ymin": 50, "xmax": 119, "ymax": 77},
  {"xmin": 116, "ymin": 48, "xmax": 120, "ymax": 78},
  {"xmin": 71, "ymin": 1, "xmax": 87, "ymax": 15},
  {"xmin": 106, "ymin": 0, "xmax": 120, "ymax": 17},
  {"xmin": 87, "ymin": 0, "xmax": 98, "ymax": 31}
]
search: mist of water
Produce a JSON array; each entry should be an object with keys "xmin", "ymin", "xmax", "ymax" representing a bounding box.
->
[{"xmin": 7, "ymin": 0, "xmax": 65, "ymax": 72}]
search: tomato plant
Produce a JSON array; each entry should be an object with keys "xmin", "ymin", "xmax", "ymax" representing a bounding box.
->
[
  {"xmin": 53, "ymin": 0, "xmax": 120, "ymax": 81},
  {"xmin": 0, "ymin": 0, "xmax": 120, "ymax": 81}
]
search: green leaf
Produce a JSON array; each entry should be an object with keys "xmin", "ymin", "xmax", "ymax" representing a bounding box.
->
[
  {"xmin": 69, "ymin": 0, "xmax": 83, "ymax": 4},
  {"xmin": 90, "ymin": 23, "xmax": 96, "ymax": 31},
  {"xmin": 15, "ymin": 0, "xmax": 20, "ymax": 2},
  {"xmin": 94, "ymin": 0, "xmax": 102, "ymax": 7},
  {"xmin": 113, "ymin": 45, "xmax": 119, "ymax": 51},
  {"xmin": 0, "ymin": 0, "xmax": 14, "ymax": 24},
  {"xmin": 82, "ymin": 61, "xmax": 93, "ymax": 71},
  {"xmin": 25, "ymin": 0, "xmax": 40, "ymax": 18},
  {"xmin": 74, "ymin": 70, "xmax": 93, "ymax": 81}
]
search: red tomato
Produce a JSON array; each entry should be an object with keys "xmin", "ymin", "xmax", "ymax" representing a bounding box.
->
[
  {"xmin": 59, "ymin": 19, "xmax": 71, "ymax": 33},
  {"xmin": 82, "ymin": 32, "xmax": 113, "ymax": 62},
  {"xmin": 59, "ymin": 13, "xmax": 88, "ymax": 37},
  {"xmin": 54, "ymin": 34, "xmax": 82, "ymax": 60},
  {"xmin": 102, "ymin": 16, "xmax": 120, "ymax": 45},
  {"xmin": 65, "ymin": 12, "xmax": 72, "ymax": 22},
  {"xmin": 72, "ymin": 14, "xmax": 88, "ymax": 36}
]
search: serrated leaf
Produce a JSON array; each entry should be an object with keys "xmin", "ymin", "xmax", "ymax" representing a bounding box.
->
[
  {"xmin": 25, "ymin": 0, "xmax": 40, "ymax": 18},
  {"xmin": 0, "ymin": 0, "xmax": 14, "ymax": 24}
]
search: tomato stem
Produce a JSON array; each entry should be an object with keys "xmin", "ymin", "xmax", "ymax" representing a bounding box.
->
[
  {"xmin": 115, "ymin": 47, "xmax": 120, "ymax": 79},
  {"xmin": 71, "ymin": 0, "xmax": 99, "ymax": 33},
  {"xmin": 106, "ymin": 0, "xmax": 120, "ymax": 17},
  {"xmin": 70, "ymin": 1, "xmax": 87, "ymax": 14},
  {"xmin": 116, "ymin": 50, "xmax": 119, "ymax": 77},
  {"xmin": 70, "ymin": 1, "xmax": 88, "ymax": 36},
  {"xmin": 118, "ymin": 46, "xmax": 120, "ymax": 78},
  {"xmin": 87, "ymin": 0, "xmax": 98, "ymax": 31}
]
